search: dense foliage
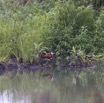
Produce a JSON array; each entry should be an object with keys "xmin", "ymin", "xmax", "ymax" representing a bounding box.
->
[{"xmin": 0, "ymin": 0, "xmax": 104, "ymax": 61}]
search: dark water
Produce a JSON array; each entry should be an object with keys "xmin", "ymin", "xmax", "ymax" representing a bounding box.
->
[{"xmin": 0, "ymin": 68, "xmax": 104, "ymax": 103}]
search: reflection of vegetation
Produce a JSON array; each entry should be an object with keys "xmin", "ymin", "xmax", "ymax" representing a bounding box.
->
[
  {"xmin": 0, "ymin": 69, "xmax": 104, "ymax": 103},
  {"xmin": 53, "ymin": 70, "xmax": 104, "ymax": 103}
]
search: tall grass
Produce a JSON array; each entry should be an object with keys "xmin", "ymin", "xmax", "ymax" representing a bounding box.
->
[{"xmin": 0, "ymin": 1, "xmax": 45, "ymax": 61}]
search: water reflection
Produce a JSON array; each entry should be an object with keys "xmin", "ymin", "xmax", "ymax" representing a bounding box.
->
[{"xmin": 0, "ymin": 68, "xmax": 104, "ymax": 103}]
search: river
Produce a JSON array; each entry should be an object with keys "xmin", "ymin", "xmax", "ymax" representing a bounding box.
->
[{"xmin": 0, "ymin": 68, "xmax": 104, "ymax": 103}]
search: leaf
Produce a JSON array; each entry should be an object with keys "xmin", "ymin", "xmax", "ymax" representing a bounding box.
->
[{"xmin": 72, "ymin": 46, "xmax": 76, "ymax": 54}]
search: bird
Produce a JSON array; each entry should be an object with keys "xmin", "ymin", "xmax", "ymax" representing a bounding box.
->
[
  {"xmin": 41, "ymin": 52, "xmax": 54, "ymax": 59},
  {"xmin": 38, "ymin": 51, "xmax": 54, "ymax": 66}
]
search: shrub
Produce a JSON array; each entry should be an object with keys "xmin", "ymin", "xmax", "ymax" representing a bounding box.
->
[{"xmin": 42, "ymin": 2, "xmax": 95, "ymax": 55}]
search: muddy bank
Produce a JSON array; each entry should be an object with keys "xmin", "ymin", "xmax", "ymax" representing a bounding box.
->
[
  {"xmin": 0, "ymin": 60, "xmax": 99, "ymax": 76},
  {"xmin": 0, "ymin": 53, "xmax": 102, "ymax": 75},
  {"xmin": 0, "ymin": 62, "xmax": 43, "ymax": 75}
]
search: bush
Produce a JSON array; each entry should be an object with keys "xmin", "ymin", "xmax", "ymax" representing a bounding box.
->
[
  {"xmin": 0, "ymin": 0, "xmax": 104, "ymax": 61},
  {"xmin": 42, "ymin": 2, "xmax": 96, "ymax": 55}
]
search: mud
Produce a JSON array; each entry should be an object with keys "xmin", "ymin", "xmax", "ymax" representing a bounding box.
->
[{"xmin": 0, "ymin": 60, "xmax": 97, "ymax": 75}]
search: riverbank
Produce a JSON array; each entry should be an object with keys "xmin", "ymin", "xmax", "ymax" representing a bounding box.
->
[{"xmin": 0, "ymin": 57, "xmax": 101, "ymax": 76}]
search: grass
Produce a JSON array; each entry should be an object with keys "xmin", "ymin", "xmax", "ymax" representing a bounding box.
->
[{"xmin": 0, "ymin": 1, "xmax": 45, "ymax": 61}]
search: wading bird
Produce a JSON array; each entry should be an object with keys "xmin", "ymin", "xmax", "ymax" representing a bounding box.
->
[
  {"xmin": 39, "ymin": 51, "xmax": 54, "ymax": 66},
  {"xmin": 41, "ymin": 52, "xmax": 54, "ymax": 59}
]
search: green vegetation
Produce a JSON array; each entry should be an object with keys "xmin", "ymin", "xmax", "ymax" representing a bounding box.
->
[{"xmin": 0, "ymin": 0, "xmax": 104, "ymax": 61}]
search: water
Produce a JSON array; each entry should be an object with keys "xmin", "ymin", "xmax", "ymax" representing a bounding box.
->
[{"xmin": 0, "ymin": 68, "xmax": 104, "ymax": 103}]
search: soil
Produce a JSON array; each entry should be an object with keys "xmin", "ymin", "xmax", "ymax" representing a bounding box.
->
[{"xmin": 0, "ymin": 60, "xmax": 97, "ymax": 75}]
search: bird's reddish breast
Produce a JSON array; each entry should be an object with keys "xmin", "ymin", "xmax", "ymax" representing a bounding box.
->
[{"xmin": 42, "ymin": 52, "xmax": 53, "ymax": 58}]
